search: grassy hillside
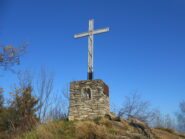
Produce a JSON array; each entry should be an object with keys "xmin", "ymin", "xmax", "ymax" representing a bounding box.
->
[{"xmin": 17, "ymin": 117, "xmax": 185, "ymax": 139}]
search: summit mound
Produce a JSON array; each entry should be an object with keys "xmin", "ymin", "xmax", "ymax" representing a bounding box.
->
[{"xmin": 19, "ymin": 117, "xmax": 185, "ymax": 139}]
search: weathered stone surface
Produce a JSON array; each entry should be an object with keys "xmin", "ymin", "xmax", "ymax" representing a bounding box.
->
[{"xmin": 68, "ymin": 79, "xmax": 110, "ymax": 121}]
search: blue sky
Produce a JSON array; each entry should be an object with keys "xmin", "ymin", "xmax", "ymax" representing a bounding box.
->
[{"xmin": 0, "ymin": 0, "xmax": 185, "ymax": 115}]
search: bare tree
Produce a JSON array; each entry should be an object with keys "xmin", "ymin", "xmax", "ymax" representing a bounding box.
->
[
  {"xmin": 118, "ymin": 92, "xmax": 156, "ymax": 124},
  {"xmin": 16, "ymin": 68, "xmax": 69, "ymax": 122},
  {"xmin": 151, "ymin": 110, "xmax": 176, "ymax": 129},
  {"xmin": 61, "ymin": 84, "xmax": 70, "ymax": 115},
  {"xmin": 176, "ymin": 100, "xmax": 185, "ymax": 132},
  {"xmin": 0, "ymin": 88, "xmax": 3, "ymax": 110},
  {"xmin": 0, "ymin": 42, "xmax": 27, "ymax": 71},
  {"xmin": 46, "ymin": 85, "xmax": 70, "ymax": 121},
  {"xmin": 36, "ymin": 68, "xmax": 55, "ymax": 122},
  {"xmin": 15, "ymin": 68, "xmax": 55, "ymax": 122},
  {"xmin": 0, "ymin": 70, "xmax": 39, "ymax": 133},
  {"xmin": 16, "ymin": 70, "xmax": 33, "ymax": 89},
  {"xmin": 149, "ymin": 109, "xmax": 163, "ymax": 128},
  {"xmin": 164, "ymin": 114, "xmax": 176, "ymax": 129}
]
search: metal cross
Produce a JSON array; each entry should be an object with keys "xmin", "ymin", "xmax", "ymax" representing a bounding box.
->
[{"xmin": 74, "ymin": 19, "xmax": 109, "ymax": 80}]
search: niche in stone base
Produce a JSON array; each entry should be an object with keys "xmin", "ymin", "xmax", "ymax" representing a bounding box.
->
[
  {"xmin": 81, "ymin": 87, "xmax": 91, "ymax": 100},
  {"xmin": 68, "ymin": 79, "xmax": 110, "ymax": 121}
]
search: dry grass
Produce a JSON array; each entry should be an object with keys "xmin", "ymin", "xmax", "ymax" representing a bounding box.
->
[
  {"xmin": 152, "ymin": 128, "xmax": 185, "ymax": 139},
  {"xmin": 17, "ymin": 118, "xmax": 185, "ymax": 139},
  {"xmin": 75, "ymin": 121, "xmax": 108, "ymax": 139},
  {"xmin": 19, "ymin": 120, "xmax": 76, "ymax": 139},
  {"xmin": 155, "ymin": 127, "xmax": 177, "ymax": 134}
]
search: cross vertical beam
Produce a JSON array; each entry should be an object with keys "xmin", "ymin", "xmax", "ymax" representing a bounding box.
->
[
  {"xmin": 88, "ymin": 19, "xmax": 94, "ymax": 80},
  {"xmin": 74, "ymin": 19, "xmax": 109, "ymax": 80}
]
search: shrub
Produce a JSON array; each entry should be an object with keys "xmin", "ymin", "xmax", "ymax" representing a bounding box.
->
[
  {"xmin": 10, "ymin": 86, "xmax": 39, "ymax": 132},
  {"xmin": 0, "ymin": 85, "xmax": 39, "ymax": 137}
]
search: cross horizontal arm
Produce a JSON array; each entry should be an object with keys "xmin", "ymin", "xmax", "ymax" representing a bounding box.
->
[
  {"xmin": 92, "ymin": 28, "xmax": 109, "ymax": 35},
  {"xmin": 74, "ymin": 28, "xmax": 109, "ymax": 39},
  {"xmin": 74, "ymin": 32, "xmax": 89, "ymax": 38}
]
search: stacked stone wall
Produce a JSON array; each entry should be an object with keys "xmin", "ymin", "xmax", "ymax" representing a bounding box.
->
[{"xmin": 68, "ymin": 79, "xmax": 110, "ymax": 121}]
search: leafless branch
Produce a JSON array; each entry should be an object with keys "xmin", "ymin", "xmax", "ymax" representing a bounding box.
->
[
  {"xmin": 36, "ymin": 67, "xmax": 55, "ymax": 122},
  {"xmin": 118, "ymin": 92, "xmax": 156, "ymax": 124}
]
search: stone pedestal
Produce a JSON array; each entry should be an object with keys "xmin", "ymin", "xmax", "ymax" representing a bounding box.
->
[{"xmin": 68, "ymin": 79, "xmax": 110, "ymax": 121}]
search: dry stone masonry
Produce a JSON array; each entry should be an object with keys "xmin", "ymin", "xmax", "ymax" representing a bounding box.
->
[{"xmin": 68, "ymin": 79, "xmax": 110, "ymax": 121}]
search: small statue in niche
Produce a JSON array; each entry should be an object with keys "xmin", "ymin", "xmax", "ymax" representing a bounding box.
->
[{"xmin": 81, "ymin": 87, "xmax": 91, "ymax": 99}]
